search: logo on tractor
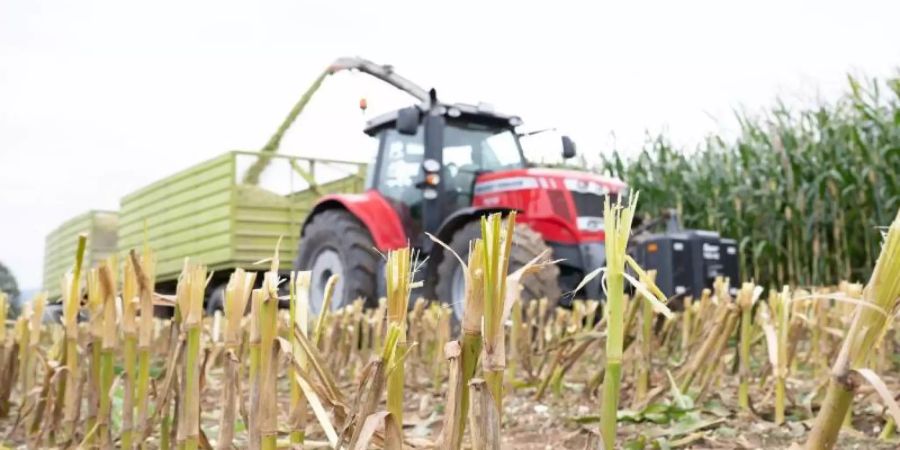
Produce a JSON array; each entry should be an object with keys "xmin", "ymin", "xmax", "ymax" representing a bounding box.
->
[{"xmin": 474, "ymin": 177, "xmax": 540, "ymax": 195}]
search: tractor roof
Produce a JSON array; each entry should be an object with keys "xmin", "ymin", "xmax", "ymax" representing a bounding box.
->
[{"xmin": 363, "ymin": 102, "xmax": 523, "ymax": 136}]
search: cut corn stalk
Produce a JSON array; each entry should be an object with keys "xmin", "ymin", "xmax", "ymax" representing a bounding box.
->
[
  {"xmin": 737, "ymin": 283, "xmax": 761, "ymax": 412},
  {"xmin": 480, "ymin": 212, "xmax": 516, "ymax": 416},
  {"xmin": 289, "ymin": 271, "xmax": 311, "ymax": 445},
  {"xmin": 635, "ymin": 270, "xmax": 657, "ymax": 403},
  {"xmin": 385, "ymin": 246, "xmax": 419, "ymax": 435},
  {"xmin": 176, "ymin": 262, "xmax": 206, "ymax": 450},
  {"xmin": 217, "ymin": 268, "xmax": 255, "ymax": 449},
  {"xmin": 806, "ymin": 210, "xmax": 900, "ymax": 449},
  {"xmin": 98, "ymin": 262, "xmax": 117, "ymax": 448},
  {"xmin": 131, "ymin": 248, "xmax": 156, "ymax": 447},
  {"xmin": 122, "ymin": 253, "xmax": 139, "ymax": 450},
  {"xmin": 60, "ymin": 234, "xmax": 86, "ymax": 441}
]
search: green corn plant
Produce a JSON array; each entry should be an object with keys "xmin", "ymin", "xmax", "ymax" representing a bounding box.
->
[{"xmin": 601, "ymin": 74, "xmax": 900, "ymax": 289}]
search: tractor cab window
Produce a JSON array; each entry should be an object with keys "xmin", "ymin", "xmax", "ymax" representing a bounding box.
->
[
  {"xmin": 442, "ymin": 123, "xmax": 524, "ymax": 207},
  {"xmin": 376, "ymin": 128, "xmax": 424, "ymax": 204}
]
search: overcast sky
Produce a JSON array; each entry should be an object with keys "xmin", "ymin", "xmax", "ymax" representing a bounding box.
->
[{"xmin": 2, "ymin": 0, "xmax": 899, "ymax": 290}]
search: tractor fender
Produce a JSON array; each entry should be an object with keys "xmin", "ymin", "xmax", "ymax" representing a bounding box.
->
[
  {"xmin": 303, "ymin": 191, "xmax": 407, "ymax": 252},
  {"xmin": 433, "ymin": 206, "xmax": 517, "ymax": 248}
]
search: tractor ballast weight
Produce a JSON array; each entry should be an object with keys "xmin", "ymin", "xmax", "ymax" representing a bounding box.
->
[{"xmin": 629, "ymin": 215, "xmax": 740, "ymax": 307}]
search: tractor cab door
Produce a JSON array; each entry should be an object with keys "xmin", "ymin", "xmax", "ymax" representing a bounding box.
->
[{"xmin": 373, "ymin": 127, "xmax": 427, "ymax": 245}]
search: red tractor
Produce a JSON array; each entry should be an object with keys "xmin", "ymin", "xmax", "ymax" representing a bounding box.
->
[{"xmin": 295, "ymin": 59, "xmax": 626, "ymax": 319}]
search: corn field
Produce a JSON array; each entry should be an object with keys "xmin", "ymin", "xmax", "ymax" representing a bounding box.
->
[
  {"xmin": 602, "ymin": 75, "xmax": 900, "ymax": 288},
  {"xmin": 1, "ymin": 206, "xmax": 899, "ymax": 450}
]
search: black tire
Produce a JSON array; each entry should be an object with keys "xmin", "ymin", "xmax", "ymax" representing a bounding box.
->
[
  {"xmin": 295, "ymin": 209, "xmax": 378, "ymax": 312},
  {"xmin": 434, "ymin": 220, "xmax": 561, "ymax": 321}
]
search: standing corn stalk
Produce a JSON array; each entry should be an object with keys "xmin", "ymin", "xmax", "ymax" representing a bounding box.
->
[
  {"xmin": 176, "ymin": 263, "xmax": 206, "ymax": 450},
  {"xmin": 61, "ymin": 234, "xmax": 87, "ymax": 441},
  {"xmin": 806, "ymin": 210, "xmax": 900, "ymax": 450}
]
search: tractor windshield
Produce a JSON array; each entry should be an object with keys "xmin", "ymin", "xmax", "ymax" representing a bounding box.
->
[{"xmin": 442, "ymin": 123, "xmax": 525, "ymax": 172}]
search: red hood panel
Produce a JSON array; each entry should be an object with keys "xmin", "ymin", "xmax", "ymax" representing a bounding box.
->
[{"xmin": 472, "ymin": 167, "xmax": 624, "ymax": 245}]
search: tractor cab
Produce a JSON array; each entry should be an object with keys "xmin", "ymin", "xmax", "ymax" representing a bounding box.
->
[{"xmin": 362, "ymin": 98, "xmax": 543, "ymax": 249}]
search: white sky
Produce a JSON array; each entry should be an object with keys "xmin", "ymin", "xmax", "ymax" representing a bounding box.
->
[{"xmin": 2, "ymin": 0, "xmax": 899, "ymax": 290}]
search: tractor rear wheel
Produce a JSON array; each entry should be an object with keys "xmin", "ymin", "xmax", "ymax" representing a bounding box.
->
[
  {"xmin": 296, "ymin": 209, "xmax": 379, "ymax": 313},
  {"xmin": 434, "ymin": 219, "xmax": 561, "ymax": 322}
]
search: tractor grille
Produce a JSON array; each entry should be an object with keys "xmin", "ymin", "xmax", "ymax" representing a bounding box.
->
[
  {"xmin": 547, "ymin": 191, "xmax": 572, "ymax": 221},
  {"xmin": 571, "ymin": 192, "xmax": 606, "ymax": 217}
]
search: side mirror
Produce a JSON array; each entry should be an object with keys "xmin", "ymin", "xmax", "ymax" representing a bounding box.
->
[
  {"xmin": 561, "ymin": 135, "xmax": 577, "ymax": 159},
  {"xmin": 396, "ymin": 106, "xmax": 420, "ymax": 135}
]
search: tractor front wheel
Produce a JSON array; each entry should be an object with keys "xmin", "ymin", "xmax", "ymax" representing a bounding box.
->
[
  {"xmin": 434, "ymin": 219, "xmax": 561, "ymax": 322},
  {"xmin": 296, "ymin": 209, "xmax": 379, "ymax": 313}
]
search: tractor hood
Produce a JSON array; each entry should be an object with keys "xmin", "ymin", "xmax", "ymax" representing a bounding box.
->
[{"xmin": 471, "ymin": 167, "xmax": 627, "ymax": 246}]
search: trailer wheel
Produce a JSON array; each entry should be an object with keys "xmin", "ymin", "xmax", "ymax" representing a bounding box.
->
[
  {"xmin": 434, "ymin": 219, "xmax": 561, "ymax": 322},
  {"xmin": 296, "ymin": 209, "xmax": 378, "ymax": 313}
]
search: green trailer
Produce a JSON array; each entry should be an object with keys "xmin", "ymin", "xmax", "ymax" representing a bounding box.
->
[
  {"xmin": 43, "ymin": 210, "xmax": 119, "ymax": 299},
  {"xmin": 116, "ymin": 151, "xmax": 367, "ymax": 290}
]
